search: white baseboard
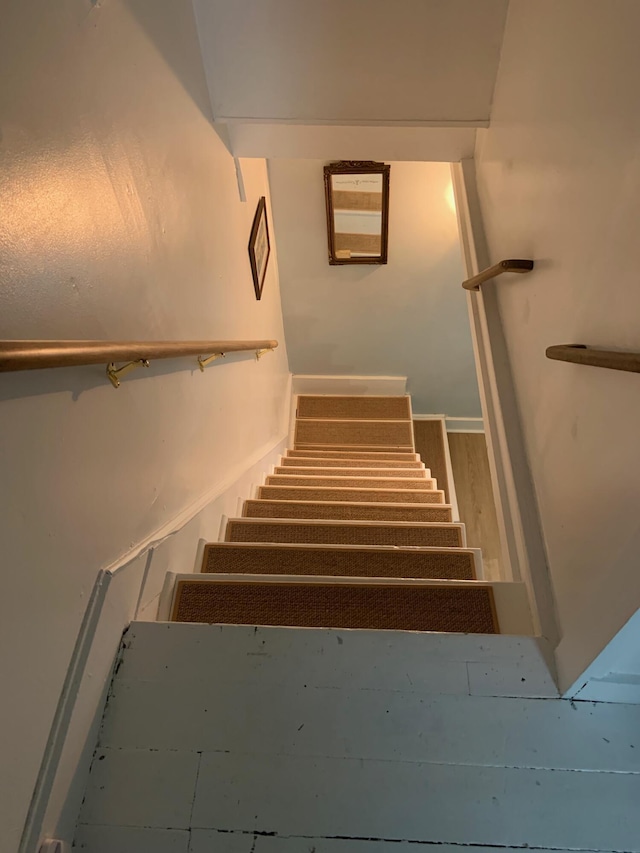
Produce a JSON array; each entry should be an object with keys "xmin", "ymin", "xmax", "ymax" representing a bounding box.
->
[
  {"xmin": 445, "ymin": 417, "xmax": 484, "ymax": 433},
  {"xmin": 292, "ymin": 375, "xmax": 407, "ymax": 396}
]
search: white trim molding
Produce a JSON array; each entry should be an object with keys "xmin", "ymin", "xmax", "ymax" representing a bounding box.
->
[
  {"xmin": 444, "ymin": 416, "xmax": 484, "ymax": 433},
  {"xmin": 451, "ymin": 160, "xmax": 559, "ymax": 649}
]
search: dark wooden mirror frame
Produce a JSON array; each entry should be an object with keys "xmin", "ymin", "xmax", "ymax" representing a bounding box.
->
[{"xmin": 324, "ymin": 161, "xmax": 390, "ymax": 265}]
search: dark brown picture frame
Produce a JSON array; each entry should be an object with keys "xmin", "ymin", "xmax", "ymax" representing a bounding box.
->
[
  {"xmin": 324, "ymin": 161, "xmax": 390, "ymax": 265},
  {"xmin": 248, "ymin": 196, "xmax": 271, "ymax": 300}
]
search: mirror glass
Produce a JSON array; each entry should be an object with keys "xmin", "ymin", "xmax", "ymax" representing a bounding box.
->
[{"xmin": 324, "ymin": 162, "xmax": 390, "ymax": 265}]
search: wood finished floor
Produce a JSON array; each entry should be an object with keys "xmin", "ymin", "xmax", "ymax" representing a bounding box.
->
[{"xmin": 447, "ymin": 432, "xmax": 503, "ymax": 581}]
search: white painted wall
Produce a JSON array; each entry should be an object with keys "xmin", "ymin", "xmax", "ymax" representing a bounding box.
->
[
  {"xmin": 269, "ymin": 160, "xmax": 481, "ymax": 417},
  {"xmin": 227, "ymin": 124, "xmax": 477, "ymax": 162},
  {"xmin": 0, "ymin": 2, "xmax": 290, "ymax": 851},
  {"xmin": 473, "ymin": 0, "xmax": 640, "ymax": 692},
  {"xmin": 192, "ymin": 0, "xmax": 508, "ymax": 124}
]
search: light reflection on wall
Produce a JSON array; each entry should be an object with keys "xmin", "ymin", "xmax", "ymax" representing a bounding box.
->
[{"xmin": 0, "ymin": 140, "xmax": 143, "ymax": 266}]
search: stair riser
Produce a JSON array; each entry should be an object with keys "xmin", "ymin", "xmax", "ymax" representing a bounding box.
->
[
  {"xmin": 243, "ymin": 500, "xmax": 452, "ymax": 523},
  {"xmin": 295, "ymin": 419, "xmax": 414, "ymax": 450},
  {"xmin": 171, "ymin": 580, "xmax": 498, "ymax": 634},
  {"xmin": 286, "ymin": 450, "xmax": 419, "ymax": 461},
  {"xmin": 202, "ymin": 544, "xmax": 477, "ymax": 580},
  {"xmin": 265, "ymin": 476, "xmax": 434, "ymax": 490},
  {"xmin": 258, "ymin": 486, "xmax": 442, "ymax": 504},
  {"xmin": 274, "ymin": 467, "xmax": 428, "ymax": 478},
  {"xmin": 297, "ymin": 395, "xmax": 411, "ymax": 421},
  {"xmin": 279, "ymin": 458, "xmax": 425, "ymax": 469},
  {"xmin": 295, "ymin": 444, "xmax": 414, "ymax": 453},
  {"xmin": 225, "ymin": 520, "xmax": 465, "ymax": 548}
]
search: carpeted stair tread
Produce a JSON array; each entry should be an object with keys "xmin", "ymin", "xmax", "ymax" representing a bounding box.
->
[
  {"xmin": 202, "ymin": 542, "xmax": 477, "ymax": 580},
  {"xmin": 274, "ymin": 467, "xmax": 429, "ymax": 479},
  {"xmin": 279, "ymin": 457, "xmax": 425, "ymax": 469},
  {"xmin": 265, "ymin": 475, "xmax": 435, "ymax": 490},
  {"xmin": 258, "ymin": 485, "xmax": 443, "ymax": 504},
  {"xmin": 243, "ymin": 499, "xmax": 452, "ymax": 523},
  {"xmin": 287, "ymin": 449, "xmax": 420, "ymax": 461},
  {"xmin": 171, "ymin": 579, "xmax": 498, "ymax": 634},
  {"xmin": 225, "ymin": 518, "xmax": 465, "ymax": 548},
  {"xmin": 297, "ymin": 395, "xmax": 411, "ymax": 421},
  {"xmin": 295, "ymin": 443, "xmax": 415, "ymax": 453},
  {"xmin": 294, "ymin": 419, "xmax": 414, "ymax": 449}
]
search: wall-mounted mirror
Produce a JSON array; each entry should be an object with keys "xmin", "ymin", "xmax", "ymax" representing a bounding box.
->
[{"xmin": 324, "ymin": 161, "xmax": 390, "ymax": 265}]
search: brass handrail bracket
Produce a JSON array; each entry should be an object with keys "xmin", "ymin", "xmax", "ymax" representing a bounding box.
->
[
  {"xmin": 198, "ymin": 352, "xmax": 225, "ymax": 371},
  {"xmin": 107, "ymin": 359, "xmax": 150, "ymax": 388},
  {"xmin": 256, "ymin": 347, "xmax": 275, "ymax": 360}
]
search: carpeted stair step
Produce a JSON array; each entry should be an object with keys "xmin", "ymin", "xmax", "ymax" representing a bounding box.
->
[
  {"xmin": 201, "ymin": 542, "xmax": 479, "ymax": 580},
  {"xmin": 273, "ymin": 466, "xmax": 429, "ymax": 478},
  {"xmin": 225, "ymin": 518, "xmax": 466, "ymax": 547},
  {"xmin": 295, "ymin": 443, "xmax": 415, "ymax": 454},
  {"xmin": 265, "ymin": 475, "xmax": 435, "ymax": 490},
  {"xmin": 279, "ymin": 457, "xmax": 425, "ymax": 469},
  {"xmin": 242, "ymin": 499, "xmax": 452, "ymax": 523},
  {"xmin": 169, "ymin": 578, "xmax": 498, "ymax": 634},
  {"xmin": 297, "ymin": 395, "xmax": 411, "ymax": 421},
  {"xmin": 294, "ymin": 419, "xmax": 414, "ymax": 449},
  {"xmin": 286, "ymin": 449, "xmax": 420, "ymax": 461},
  {"xmin": 257, "ymin": 485, "xmax": 442, "ymax": 504}
]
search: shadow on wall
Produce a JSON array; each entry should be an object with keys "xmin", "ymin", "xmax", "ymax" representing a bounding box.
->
[
  {"xmin": 0, "ymin": 351, "xmax": 256, "ymax": 404},
  {"xmin": 125, "ymin": 0, "xmax": 220, "ymax": 132}
]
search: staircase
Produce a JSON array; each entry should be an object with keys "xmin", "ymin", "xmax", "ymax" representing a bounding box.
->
[
  {"xmin": 71, "ymin": 396, "xmax": 579, "ymax": 853},
  {"xmin": 159, "ymin": 395, "xmax": 531, "ymax": 635}
]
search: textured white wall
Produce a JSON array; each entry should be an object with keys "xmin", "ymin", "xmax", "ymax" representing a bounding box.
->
[
  {"xmin": 474, "ymin": 0, "xmax": 640, "ymax": 692},
  {"xmin": 0, "ymin": 2, "xmax": 289, "ymax": 851},
  {"xmin": 193, "ymin": 0, "xmax": 508, "ymax": 124},
  {"xmin": 269, "ymin": 160, "xmax": 481, "ymax": 416}
]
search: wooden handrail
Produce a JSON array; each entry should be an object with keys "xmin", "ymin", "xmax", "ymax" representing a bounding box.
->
[
  {"xmin": 462, "ymin": 259, "xmax": 534, "ymax": 291},
  {"xmin": 546, "ymin": 344, "xmax": 640, "ymax": 374},
  {"xmin": 0, "ymin": 339, "xmax": 278, "ymax": 386}
]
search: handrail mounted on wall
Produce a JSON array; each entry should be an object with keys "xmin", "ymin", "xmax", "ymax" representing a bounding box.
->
[
  {"xmin": 0, "ymin": 340, "xmax": 278, "ymax": 387},
  {"xmin": 462, "ymin": 259, "xmax": 534, "ymax": 291},
  {"xmin": 546, "ymin": 344, "xmax": 640, "ymax": 374}
]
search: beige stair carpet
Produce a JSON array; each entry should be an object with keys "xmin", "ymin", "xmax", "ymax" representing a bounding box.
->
[
  {"xmin": 286, "ymin": 450, "xmax": 419, "ymax": 461},
  {"xmin": 258, "ymin": 486, "xmax": 443, "ymax": 504},
  {"xmin": 202, "ymin": 542, "xmax": 477, "ymax": 580},
  {"xmin": 274, "ymin": 467, "xmax": 429, "ymax": 478},
  {"xmin": 265, "ymin": 475, "xmax": 434, "ymax": 490},
  {"xmin": 225, "ymin": 518, "xmax": 465, "ymax": 548},
  {"xmin": 243, "ymin": 499, "xmax": 452, "ymax": 523},
  {"xmin": 279, "ymin": 457, "xmax": 425, "ymax": 469},
  {"xmin": 297, "ymin": 395, "xmax": 411, "ymax": 421},
  {"xmin": 294, "ymin": 443, "xmax": 415, "ymax": 454},
  {"xmin": 172, "ymin": 579, "xmax": 498, "ymax": 634},
  {"xmin": 294, "ymin": 419, "xmax": 414, "ymax": 449}
]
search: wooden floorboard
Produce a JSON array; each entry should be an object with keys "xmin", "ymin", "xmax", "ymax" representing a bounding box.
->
[{"xmin": 447, "ymin": 432, "xmax": 503, "ymax": 580}]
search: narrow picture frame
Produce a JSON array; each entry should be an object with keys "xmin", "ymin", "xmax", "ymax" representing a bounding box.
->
[{"xmin": 248, "ymin": 196, "xmax": 271, "ymax": 300}]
